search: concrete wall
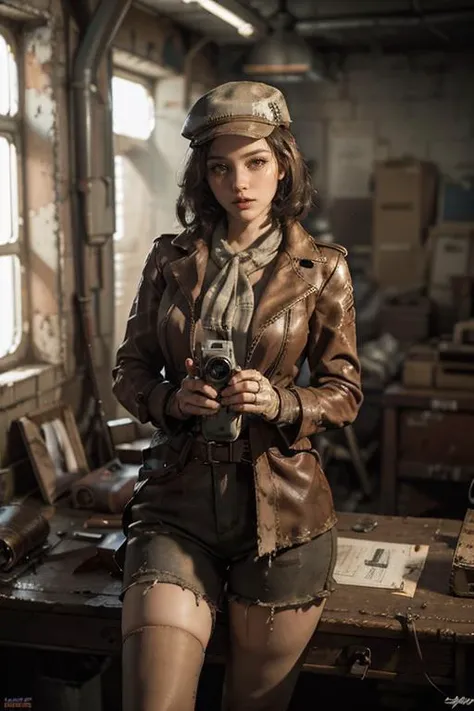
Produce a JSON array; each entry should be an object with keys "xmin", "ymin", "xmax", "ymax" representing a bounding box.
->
[{"xmin": 282, "ymin": 51, "xmax": 474, "ymax": 247}]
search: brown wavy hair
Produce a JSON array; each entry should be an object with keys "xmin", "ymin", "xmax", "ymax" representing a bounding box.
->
[{"xmin": 176, "ymin": 126, "xmax": 316, "ymax": 240}]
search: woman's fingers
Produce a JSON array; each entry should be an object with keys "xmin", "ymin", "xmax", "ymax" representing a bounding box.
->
[
  {"xmin": 220, "ymin": 391, "xmax": 258, "ymax": 406},
  {"xmin": 174, "ymin": 359, "xmax": 221, "ymax": 417},
  {"xmin": 221, "ymin": 380, "xmax": 259, "ymax": 398},
  {"xmin": 229, "ymin": 403, "xmax": 262, "ymax": 414},
  {"xmin": 182, "ymin": 392, "xmax": 220, "ymax": 413},
  {"xmin": 228, "ymin": 369, "xmax": 262, "ymax": 386},
  {"xmin": 184, "ymin": 402, "xmax": 220, "ymax": 416},
  {"xmin": 185, "ymin": 358, "xmax": 197, "ymax": 377},
  {"xmin": 177, "ymin": 365, "xmax": 277, "ymax": 418},
  {"xmin": 182, "ymin": 376, "xmax": 218, "ymax": 400}
]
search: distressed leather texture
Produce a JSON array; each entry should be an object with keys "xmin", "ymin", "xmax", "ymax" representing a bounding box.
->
[{"xmin": 112, "ymin": 221, "xmax": 363, "ymax": 557}]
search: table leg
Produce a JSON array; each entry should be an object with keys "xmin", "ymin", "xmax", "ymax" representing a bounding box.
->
[{"xmin": 381, "ymin": 406, "xmax": 397, "ymax": 515}]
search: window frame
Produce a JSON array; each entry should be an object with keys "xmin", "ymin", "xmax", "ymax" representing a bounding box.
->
[
  {"xmin": 112, "ymin": 69, "xmax": 157, "ymax": 240},
  {"xmin": 0, "ymin": 24, "xmax": 29, "ymax": 370}
]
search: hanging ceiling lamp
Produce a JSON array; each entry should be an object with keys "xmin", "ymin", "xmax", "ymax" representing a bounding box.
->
[{"xmin": 242, "ymin": 0, "xmax": 326, "ymax": 82}]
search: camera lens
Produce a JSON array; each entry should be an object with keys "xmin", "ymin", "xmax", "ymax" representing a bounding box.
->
[{"xmin": 206, "ymin": 357, "xmax": 231, "ymax": 384}]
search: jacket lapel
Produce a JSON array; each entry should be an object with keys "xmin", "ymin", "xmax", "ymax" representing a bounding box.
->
[
  {"xmin": 169, "ymin": 230, "xmax": 209, "ymax": 309},
  {"xmin": 247, "ymin": 223, "xmax": 327, "ymax": 365},
  {"xmin": 167, "ymin": 224, "xmax": 328, "ymax": 367}
]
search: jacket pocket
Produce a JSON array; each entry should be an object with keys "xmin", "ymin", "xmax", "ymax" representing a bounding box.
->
[
  {"xmin": 267, "ymin": 446, "xmax": 321, "ymax": 483},
  {"xmin": 266, "ymin": 446, "xmax": 332, "ymax": 505}
]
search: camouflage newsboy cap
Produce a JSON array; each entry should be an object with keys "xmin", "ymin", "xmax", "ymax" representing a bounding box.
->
[{"xmin": 181, "ymin": 81, "xmax": 292, "ymax": 148}]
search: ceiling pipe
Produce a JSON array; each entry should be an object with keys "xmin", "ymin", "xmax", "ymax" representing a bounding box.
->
[
  {"xmin": 70, "ymin": 0, "xmax": 132, "ymax": 464},
  {"xmin": 296, "ymin": 8, "xmax": 474, "ymax": 34},
  {"xmin": 73, "ymin": 0, "xmax": 132, "ymax": 211}
]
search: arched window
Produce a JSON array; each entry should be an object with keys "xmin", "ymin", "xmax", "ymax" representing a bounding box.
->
[
  {"xmin": 0, "ymin": 29, "xmax": 23, "ymax": 364},
  {"xmin": 112, "ymin": 72, "xmax": 156, "ymax": 389}
]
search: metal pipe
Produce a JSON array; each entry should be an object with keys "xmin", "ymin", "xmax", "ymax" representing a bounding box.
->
[
  {"xmin": 411, "ymin": 0, "xmax": 451, "ymax": 42},
  {"xmin": 69, "ymin": 0, "xmax": 132, "ymax": 463},
  {"xmin": 72, "ymin": 0, "xmax": 132, "ymax": 200},
  {"xmin": 296, "ymin": 8, "xmax": 474, "ymax": 35}
]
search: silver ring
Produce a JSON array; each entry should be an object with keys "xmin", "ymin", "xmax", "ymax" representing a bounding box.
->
[
  {"xmin": 253, "ymin": 392, "xmax": 258, "ymax": 404},
  {"xmin": 255, "ymin": 379, "xmax": 261, "ymax": 394}
]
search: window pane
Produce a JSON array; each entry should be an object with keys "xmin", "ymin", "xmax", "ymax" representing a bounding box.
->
[
  {"xmin": 0, "ymin": 255, "xmax": 22, "ymax": 359},
  {"xmin": 0, "ymin": 32, "xmax": 19, "ymax": 116},
  {"xmin": 0, "ymin": 136, "xmax": 19, "ymax": 245},
  {"xmin": 114, "ymin": 155, "xmax": 125, "ymax": 241},
  {"xmin": 112, "ymin": 76, "xmax": 155, "ymax": 139}
]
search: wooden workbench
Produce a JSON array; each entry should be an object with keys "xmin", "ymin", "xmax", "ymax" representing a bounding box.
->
[
  {"xmin": 0, "ymin": 509, "xmax": 473, "ymax": 694},
  {"xmin": 381, "ymin": 384, "xmax": 474, "ymax": 515}
]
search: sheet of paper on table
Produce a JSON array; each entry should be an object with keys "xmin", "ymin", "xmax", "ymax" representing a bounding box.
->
[{"xmin": 333, "ymin": 537, "xmax": 430, "ymax": 598}]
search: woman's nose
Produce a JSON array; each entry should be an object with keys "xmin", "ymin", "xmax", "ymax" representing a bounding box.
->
[{"xmin": 232, "ymin": 167, "xmax": 249, "ymax": 192}]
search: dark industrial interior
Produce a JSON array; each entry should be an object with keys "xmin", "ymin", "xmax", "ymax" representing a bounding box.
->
[{"xmin": 0, "ymin": 0, "xmax": 474, "ymax": 708}]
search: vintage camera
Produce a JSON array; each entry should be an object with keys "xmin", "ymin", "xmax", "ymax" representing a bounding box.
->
[{"xmin": 199, "ymin": 340, "xmax": 242, "ymax": 442}]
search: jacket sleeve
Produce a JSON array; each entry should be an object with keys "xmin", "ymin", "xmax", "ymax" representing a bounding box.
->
[
  {"xmin": 111, "ymin": 239, "xmax": 177, "ymax": 432},
  {"xmin": 276, "ymin": 252, "xmax": 363, "ymax": 443}
]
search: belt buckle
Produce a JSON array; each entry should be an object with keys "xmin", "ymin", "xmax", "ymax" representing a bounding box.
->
[
  {"xmin": 204, "ymin": 440, "xmax": 235, "ymax": 464},
  {"xmin": 205, "ymin": 441, "xmax": 220, "ymax": 465},
  {"xmin": 241, "ymin": 441, "xmax": 251, "ymax": 464}
]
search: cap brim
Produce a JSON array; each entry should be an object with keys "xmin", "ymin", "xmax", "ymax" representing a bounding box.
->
[{"xmin": 191, "ymin": 120, "xmax": 276, "ymax": 147}]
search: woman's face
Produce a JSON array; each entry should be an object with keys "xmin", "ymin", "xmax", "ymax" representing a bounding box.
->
[{"xmin": 206, "ymin": 134, "xmax": 284, "ymax": 227}]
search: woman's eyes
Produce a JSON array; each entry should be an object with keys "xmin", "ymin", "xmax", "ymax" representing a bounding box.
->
[
  {"xmin": 208, "ymin": 158, "xmax": 268, "ymax": 175},
  {"xmin": 249, "ymin": 158, "xmax": 267, "ymax": 169},
  {"xmin": 209, "ymin": 163, "xmax": 228, "ymax": 175}
]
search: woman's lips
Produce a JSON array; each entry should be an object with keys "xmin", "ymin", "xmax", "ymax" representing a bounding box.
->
[{"xmin": 233, "ymin": 199, "xmax": 255, "ymax": 210}]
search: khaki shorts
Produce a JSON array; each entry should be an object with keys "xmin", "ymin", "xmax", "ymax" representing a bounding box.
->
[{"xmin": 122, "ymin": 458, "xmax": 338, "ymax": 623}]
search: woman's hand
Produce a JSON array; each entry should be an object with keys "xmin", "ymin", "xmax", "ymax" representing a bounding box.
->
[
  {"xmin": 168, "ymin": 359, "xmax": 220, "ymax": 420},
  {"xmin": 220, "ymin": 369, "xmax": 280, "ymax": 421}
]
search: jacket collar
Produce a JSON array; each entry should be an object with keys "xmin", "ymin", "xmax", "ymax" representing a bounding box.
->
[
  {"xmin": 171, "ymin": 221, "xmax": 327, "ymax": 262},
  {"xmin": 284, "ymin": 220, "xmax": 328, "ymax": 263},
  {"xmin": 169, "ymin": 223, "xmax": 325, "ymax": 362},
  {"xmin": 246, "ymin": 222, "xmax": 325, "ymax": 364}
]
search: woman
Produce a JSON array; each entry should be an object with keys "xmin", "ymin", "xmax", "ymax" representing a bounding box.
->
[{"xmin": 113, "ymin": 80, "xmax": 362, "ymax": 711}]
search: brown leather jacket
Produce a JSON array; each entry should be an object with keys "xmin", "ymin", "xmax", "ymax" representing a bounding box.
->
[{"xmin": 112, "ymin": 221, "xmax": 363, "ymax": 557}]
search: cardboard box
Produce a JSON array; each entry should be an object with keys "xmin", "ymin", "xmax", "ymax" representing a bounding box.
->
[
  {"xmin": 373, "ymin": 159, "xmax": 438, "ymax": 246},
  {"xmin": 402, "ymin": 344, "xmax": 437, "ymax": 388},
  {"xmin": 373, "ymin": 243, "xmax": 427, "ymax": 290},
  {"xmin": 428, "ymin": 223, "xmax": 474, "ymax": 306},
  {"xmin": 380, "ymin": 297, "xmax": 430, "ymax": 344},
  {"xmin": 373, "ymin": 207, "xmax": 423, "ymax": 246},
  {"xmin": 107, "ymin": 417, "xmax": 138, "ymax": 445},
  {"xmin": 435, "ymin": 342, "xmax": 474, "ymax": 390}
]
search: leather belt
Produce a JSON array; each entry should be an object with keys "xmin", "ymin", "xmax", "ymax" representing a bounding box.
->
[{"xmin": 190, "ymin": 439, "xmax": 251, "ymax": 464}]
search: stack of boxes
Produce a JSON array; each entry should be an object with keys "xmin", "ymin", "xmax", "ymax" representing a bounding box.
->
[
  {"xmin": 372, "ymin": 159, "xmax": 438, "ymax": 290},
  {"xmin": 372, "ymin": 159, "xmax": 437, "ymax": 343},
  {"xmin": 372, "ymin": 163, "xmax": 474, "ymax": 327},
  {"xmin": 427, "ymin": 175, "xmax": 474, "ymax": 333},
  {"xmin": 398, "ymin": 173, "xmax": 474, "ymax": 390}
]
